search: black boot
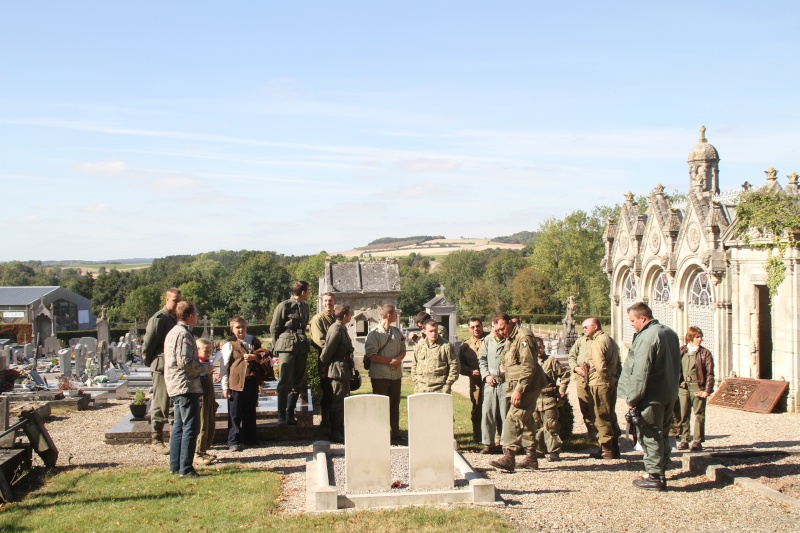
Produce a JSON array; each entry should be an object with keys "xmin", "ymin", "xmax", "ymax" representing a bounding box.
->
[
  {"xmin": 277, "ymin": 394, "xmax": 287, "ymax": 426},
  {"xmin": 329, "ymin": 408, "xmax": 344, "ymax": 444},
  {"xmin": 286, "ymin": 392, "xmax": 298, "ymax": 426},
  {"xmin": 611, "ymin": 437, "xmax": 621, "ymax": 459}
]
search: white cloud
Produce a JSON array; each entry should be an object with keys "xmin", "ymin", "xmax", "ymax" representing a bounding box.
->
[
  {"xmin": 399, "ymin": 158, "xmax": 461, "ymax": 172},
  {"xmin": 76, "ymin": 160, "xmax": 129, "ymax": 175},
  {"xmin": 80, "ymin": 203, "xmax": 110, "ymax": 213}
]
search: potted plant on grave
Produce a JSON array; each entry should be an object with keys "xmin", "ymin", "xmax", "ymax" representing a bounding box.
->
[{"xmin": 129, "ymin": 390, "xmax": 148, "ymax": 419}]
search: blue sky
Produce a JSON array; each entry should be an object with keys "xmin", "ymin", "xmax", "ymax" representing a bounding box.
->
[{"xmin": 2, "ymin": 2, "xmax": 799, "ymax": 261}]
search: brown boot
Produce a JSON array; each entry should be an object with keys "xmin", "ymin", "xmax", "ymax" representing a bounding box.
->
[
  {"xmin": 490, "ymin": 448, "xmax": 516, "ymax": 472},
  {"xmin": 517, "ymin": 448, "xmax": 539, "ymax": 470},
  {"xmin": 150, "ymin": 433, "xmax": 169, "ymax": 455},
  {"xmin": 589, "ymin": 443, "xmax": 613, "ymax": 459}
]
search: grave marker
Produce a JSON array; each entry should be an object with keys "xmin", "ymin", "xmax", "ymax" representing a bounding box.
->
[
  {"xmin": 408, "ymin": 393, "xmax": 454, "ymax": 490},
  {"xmin": 344, "ymin": 394, "xmax": 391, "ymax": 492}
]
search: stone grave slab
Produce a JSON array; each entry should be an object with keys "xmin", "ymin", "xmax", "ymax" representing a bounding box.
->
[
  {"xmin": 408, "ymin": 393, "xmax": 454, "ymax": 490},
  {"xmin": 344, "ymin": 394, "xmax": 391, "ymax": 492}
]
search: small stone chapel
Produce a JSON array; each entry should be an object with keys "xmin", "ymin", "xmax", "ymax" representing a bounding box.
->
[{"xmin": 602, "ymin": 127, "xmax": 800, "ymax": 410}]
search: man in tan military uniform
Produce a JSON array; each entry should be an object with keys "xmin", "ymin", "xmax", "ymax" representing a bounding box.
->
[
  {"xmin": 533, "ymin": 337, "xmax": 570, "ymax": 462},
  {"xmin": 309, "ymin": 292, "xmax": 336, "ymax": 437},
  {"xmin": 142, "ymin": 287, "xmax": 182, "ymax": 454},
  {"xmin": 411, "ymin": 319, "xmax": 459, "ymax": 393},
  {"xmin": 490, "ymin": 313, "xmax": 547, "ymax": 472},
  {"xmin": 569, "ymin": 324, "xmax": 597, "ymax": 440},
  {"xmin": 584, "ymin": 317, "xmax": 623, "ymax": 459},
  {"xmin": 459, "ymin": 317, "xmax": 487, "ymax": 443}
]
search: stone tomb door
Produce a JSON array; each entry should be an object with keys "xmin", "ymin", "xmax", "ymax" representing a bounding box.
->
[{"xmin": 753, "ymin": 284, "xmax": 773, "ymax": 380}]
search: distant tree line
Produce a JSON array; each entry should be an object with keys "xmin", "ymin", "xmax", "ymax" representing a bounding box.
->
[{"xmin": 1, "ymin": 206, "xmax": 619, "ymax": 328}]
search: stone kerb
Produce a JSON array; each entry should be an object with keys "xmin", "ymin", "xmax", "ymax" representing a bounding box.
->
[
  {"xmin": 344, "ymin": 394, "xmax": 391, "ymax": 492},
  {"xmin": 408, "ymin": 393, "xmax": 454, "ymax": 490}
]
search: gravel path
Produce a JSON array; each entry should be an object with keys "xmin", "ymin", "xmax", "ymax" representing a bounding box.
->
[{"xmin": 27, "ymin": 376, "xmax": 800, "ymax": 532}]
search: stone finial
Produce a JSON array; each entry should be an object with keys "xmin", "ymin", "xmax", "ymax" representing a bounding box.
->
[
  {"xmin": 699, "ymin": 125, "xmax": 707, "ymax": 143},
  {"xmin": 788, "ymin": 172, "xmax": 799, "ymax": 185},
  {"xmin": 625, "ymin": 191, "xmax": 634, "ymax": 204},
  {"xmin": 765, "ymin": 167, "xmax": 778, "ymax": 182},
  {"xmin": 654, "ymin": 183, "xmax": 665, "ymax": 196}
]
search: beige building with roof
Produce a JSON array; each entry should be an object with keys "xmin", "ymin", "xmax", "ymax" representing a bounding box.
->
[{"xmin": 602, "ymin": 127, "xmax": 800, "ymax": 410}]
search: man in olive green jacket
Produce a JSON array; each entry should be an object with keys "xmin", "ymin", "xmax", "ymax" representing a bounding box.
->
[
  {"xmin": 411, "ymin": 319, "xmax": 459, "ymax": 393},
  {"xmin": 490, "ymin": 313, "xmax": 547, "ymax": 472},
  {"xmin": 141, "ymin": 287, "xmax": 182, "ymax": 454},
  {"xmin": 585, "ymin": 317, "xmax": 622, "ymax": 460},
  {"xmin": 618, "ymin": 302, "xmax": 681, "ymax": 491},
  {"xmin": 309, "ymin": 292, "xmax": 336, "ymax": 436},
  {"xmin": 271, "ymin": 281, "xmax": 310, "ymax": 426},
  {"xmin": 568, "ymin": 331, "xmax": 596, "ymax": 440}
]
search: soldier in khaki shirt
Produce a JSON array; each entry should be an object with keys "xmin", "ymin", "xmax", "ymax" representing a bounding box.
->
[
  {"xmin": 490, "ymin": 313, "xmax": 547, "ymax": 472},
  {"xmin": 411, "ymin": 319, "xmax": 459, "ymax": 393},
  {"xmin": 459, "ymin": 317, "xmax": 487, "ymax": 443},
  {"xmin": 569, "ymin": 328, "xmax": 597, "ymax": 440},
  {"xmin": 309, "ymin": 292, "xmax": 336, "ymax": 437},
  {"xmin": 584, "ymin": 317, "xmax": 622, "ymax": 459}
]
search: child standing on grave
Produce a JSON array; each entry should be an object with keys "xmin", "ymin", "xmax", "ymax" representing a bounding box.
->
[{"xmin": 194, "ymin": 338, "xmax": 218, "ymax": 466}]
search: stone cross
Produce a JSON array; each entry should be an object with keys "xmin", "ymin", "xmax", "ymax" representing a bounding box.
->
[{"xmin": 200, "ymin": 315, "xmax": 210, "ymax": 340}]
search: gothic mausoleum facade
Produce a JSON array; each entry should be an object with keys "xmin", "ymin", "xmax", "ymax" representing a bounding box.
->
[{"xmin": 602, "ymin": 127, "xmax": 800, "ymax": 410}]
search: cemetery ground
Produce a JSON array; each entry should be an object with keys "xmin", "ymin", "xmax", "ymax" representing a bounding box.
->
[{"xmin": 1, "ymin": 377, "xmax": 800, "ymax": 532}]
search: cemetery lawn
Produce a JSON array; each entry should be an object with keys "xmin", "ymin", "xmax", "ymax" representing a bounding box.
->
[
  {"xmin": 0, "ymin": 464, "xmax": 509, "ymax": 532},
  {"xmin": 354, "ymin": 376, "xmax": 481, "ymax": 451}
]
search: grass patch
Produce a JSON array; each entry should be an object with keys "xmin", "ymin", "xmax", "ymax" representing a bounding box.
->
[
  {"xmin": 0, "ymin": 465, "xmax": 510, "ymax": 532},
  {"xmin": 0, "ymin": 465, "xmax": 279, "ymax": 532}
]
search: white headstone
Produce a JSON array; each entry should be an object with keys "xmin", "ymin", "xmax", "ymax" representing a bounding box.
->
[
  {"xmin": 68, "ymin": 338, "xmax": 79, "ymax": 349},
  {"xmin": 22, "ymin": 343, "xmax": 33, "ymax": 360},
  {"xmin": 344, "ymin": 394, "xmax": 391, "ymax": 492},
  {"xmin": 106, "ymin": 368, "xmax": 119, "ymax": 383},
  {"xmin": 408, "ymin": 393, "xmax": 454, "ymax": 490},
  {"xmin": 58, "ymin": 348, "xmax": 71, "ymax": 377}
]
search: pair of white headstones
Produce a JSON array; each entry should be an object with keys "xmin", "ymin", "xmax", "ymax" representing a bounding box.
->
[{"xmin": 344, "ymin": 393, "xmax": 453, "ymax": 492}]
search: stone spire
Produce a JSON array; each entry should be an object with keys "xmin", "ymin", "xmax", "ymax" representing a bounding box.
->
[{"xmin": 687, "ymin": 125, "xmax": 720, "ymax": 194}]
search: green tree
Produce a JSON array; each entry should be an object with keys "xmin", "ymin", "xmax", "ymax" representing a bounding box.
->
[
  {"xmin": 436, "ymin": 250, "xmax": 486, "ymax": 304},
  {"xmin": 286, "ymin": 252, "xmax": 327, "ymax": 306},
  {"xmin": 119, "ymin": 285, "xmax": 162, "ymax": 324},
  {"xmin": 528, "ymin": 210, "xmax": 610, "ymax": 316},
  {"xmin": 509, "ymin": 266, "xmax": 548, "ymax": 317},
  {"xmin": 226, "ymin": 252, "xmax": 291, "ymax": 322}
]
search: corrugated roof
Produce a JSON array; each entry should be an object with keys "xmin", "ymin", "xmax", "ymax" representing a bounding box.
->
[{"xmin": 0, "ymin": 286, "xmax": 60, "ymax": 306}]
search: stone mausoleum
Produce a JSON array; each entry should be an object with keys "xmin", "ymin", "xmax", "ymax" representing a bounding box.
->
[
  {"xmin": 603, "ymin": 127, "xmax": 800, "ymax": 410},
  {"xmin": 317, "ymin": 259, "xmax": 401, "ymax": 369}
]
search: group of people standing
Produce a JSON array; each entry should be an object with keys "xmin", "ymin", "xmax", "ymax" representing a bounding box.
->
[
  {"xmin": 459, "ymin": 304, "xmax": 715, "ymax": 491},
  {"xmin": 141, "ymin": 284, "xmax": 714, "ymax": 490}
]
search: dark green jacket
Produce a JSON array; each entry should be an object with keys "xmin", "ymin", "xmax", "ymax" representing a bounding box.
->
[
  {"xmin": 141, "ymin": 307, "xmax": 177, "ymax": 368},
  {"xmin": 618, "ymin": 319, "xmax": 681, "ymax": 406}
]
